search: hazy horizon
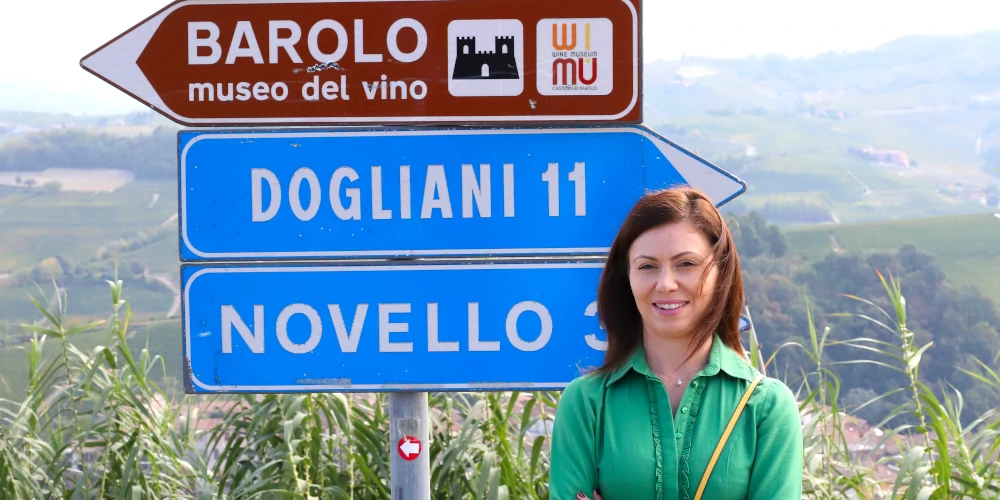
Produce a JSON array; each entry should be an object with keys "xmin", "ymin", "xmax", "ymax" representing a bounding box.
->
[{"xmin": 2, "ymin": 0, "xmax": 1000, "ymax": 115}]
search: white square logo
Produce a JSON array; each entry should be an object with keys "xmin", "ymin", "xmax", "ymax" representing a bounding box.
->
[
  {"xmin": 447, "ymin": 20, "xmax": 524, "ymax": 97},
  {"xmin": 536, "ymin": 18, "xmax": 613, "ymax": 96}
]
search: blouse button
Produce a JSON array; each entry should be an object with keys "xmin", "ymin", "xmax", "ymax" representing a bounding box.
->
[
  {"xmin": 675, "ymin": 432, "xmax": 683, "ymax": 439},
  {"xmin": 681, "ymin": 406, "xmax": 688, "ymax": 414}
]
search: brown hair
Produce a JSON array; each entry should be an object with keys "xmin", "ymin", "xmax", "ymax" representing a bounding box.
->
[{"xmin": 595, "ymin": 186, "xmax": 746, "ymax": 374}]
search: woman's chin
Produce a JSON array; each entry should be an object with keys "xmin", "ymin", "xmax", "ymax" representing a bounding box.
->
[{"xmin": 643, "ymin": 319, "xmax": 694, "ymax": 341}]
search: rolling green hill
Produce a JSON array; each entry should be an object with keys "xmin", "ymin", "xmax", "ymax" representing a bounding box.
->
[
  {"xmin": 653, "ymin": 107, "xmax": 1000, "ymax": 225},
  {"xmin": 0, "ymin": 180, "xmax": 179, "ymax": 324},
  {"xmin": 785, "ymin": 212, "xmax": 1000, "ymax": 302},
  {"xmin": 0, "ymin": 181, "xmax": 176, "ymax": 270},
  {"xmin": 639, "ymin": 30, "xmax": 1000, "ymax": 226}
]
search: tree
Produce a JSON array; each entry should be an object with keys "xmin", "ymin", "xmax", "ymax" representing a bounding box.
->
[
  {"xmin": 129, "ymin": 261, "xmax": 146, "ymax": 278},
  {"xmin": 43, "ymin": 180, "xmax": 61, "ymax": 193},
  {"xmin": 841, "ymin": 387, "xmax": 890, "ymax": 424},
  {"xmin": 795, "ymin": 245, "xmax": 1000, "ymax": 422},
  {"xmin": 0, "ymin": 126, "xmax": 177, "ymax": 180},
  {"xmin": 731, "ymin": 211, "xmax": 1000, "ymax": 425},
  {"xmin": 727, "ymin": 211, "xmax": 788, "ymax": 258}
]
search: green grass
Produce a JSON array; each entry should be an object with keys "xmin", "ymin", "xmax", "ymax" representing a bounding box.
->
[
  {"xmin": 673, "ymin": 114, "xmax": 848, "ymax": 156},
  {"xmin": 0, "ymin": 181, "xmax": 176, "ymax": 271},
  {"xmin": 0, "ymin": 280, "xmax": 175, "ymax": 326},
  {"xmin": 0, "ymin": 320, "xmax": 183, "ymax": 400},
  {"xmin": 98, "ymin": 231, "xmax": 179, "ymax": 275},
  {"xmin": 784, "ymin": 227, "xmax": 837, "ymax": 258},
  {"xmin": 741, "ymin": 156, "xmax": 865, "ymax": 201},
  {"xmin": 786, "ymin": 212, "xmax": 1000, "ymax": 301}
]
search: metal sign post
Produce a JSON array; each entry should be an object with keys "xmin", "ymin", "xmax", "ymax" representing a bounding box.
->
[{"xmin": 389, "ymin": 392, "xmax": 431, "ymax": 500}]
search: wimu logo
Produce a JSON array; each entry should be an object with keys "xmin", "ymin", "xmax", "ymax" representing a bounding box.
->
[
  {"xmin": 550, "ymin": 23, "xmax": 597, "ymax": 85},
  {"xmin": 536, "ymin": 18, "xmax": 612, "ymax": 96}
]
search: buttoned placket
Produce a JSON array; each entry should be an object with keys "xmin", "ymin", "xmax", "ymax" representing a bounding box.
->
[{"xmin": 646, "ymin": 365, "xmax": 714, "ymax": 500}]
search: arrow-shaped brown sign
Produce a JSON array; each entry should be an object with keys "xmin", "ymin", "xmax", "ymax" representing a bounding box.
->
[{"xmin": 81, "ymin": 0, "xmax": 642, "ymax": 126}]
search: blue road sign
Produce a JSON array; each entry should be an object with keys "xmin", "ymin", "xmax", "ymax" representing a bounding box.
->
[
  {"xmin": 179, "ymin": 126, "xmax": 745, "ymax": 261},
  {"xmin": 183, "ymin": 261, "xmax": 755, "ymax": 393},
  {"xmin": 183, "ymin": 262, "xmax": 607, "ymax": 393}
]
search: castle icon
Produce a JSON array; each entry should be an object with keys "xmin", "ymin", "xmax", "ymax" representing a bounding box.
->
[{"xmin": 452, "ymin": 36, "xmax": 519, "ymax": 80}]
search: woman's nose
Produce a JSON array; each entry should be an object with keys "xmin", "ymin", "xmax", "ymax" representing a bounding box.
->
[{"xmin": 656, "ymin": 269, "xmax": 678, "ymax": 292}]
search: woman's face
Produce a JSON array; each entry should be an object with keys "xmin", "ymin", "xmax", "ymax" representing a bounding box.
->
[{"xmin": 627, "ymin": 221, "xmax": 718, "ymax": 342}]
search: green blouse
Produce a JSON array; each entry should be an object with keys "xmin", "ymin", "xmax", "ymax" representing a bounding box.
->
[{"xmin": 549, "ymin": 335, "xmax": 803, "ymax": 500}]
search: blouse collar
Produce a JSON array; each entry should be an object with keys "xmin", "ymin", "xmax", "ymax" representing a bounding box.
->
[{"xmin": 606, "ymin": 333, "xmax": 759, "ymax": 387}]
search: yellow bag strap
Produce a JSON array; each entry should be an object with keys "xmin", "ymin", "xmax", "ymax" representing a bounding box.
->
[{"xmin": 693, "ymin": 373, "xmax": 765, "ymax": 500}]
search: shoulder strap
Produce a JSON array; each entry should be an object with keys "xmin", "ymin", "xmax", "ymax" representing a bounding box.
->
[{"xmin": 693, "ymin": 373, "xmax": 765, "ymax": 500}]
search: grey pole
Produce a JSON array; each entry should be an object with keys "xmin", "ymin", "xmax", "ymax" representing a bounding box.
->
[{"xmin": 388, "ymin": 391, "xmax": 431, "ymax": 500}]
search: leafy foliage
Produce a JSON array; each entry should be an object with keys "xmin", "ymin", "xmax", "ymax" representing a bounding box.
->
[
  {"xmin": 729, "ymin": 212, "xmax": 1000, "ymax": 424},
  {"xmin": 728, "ymin": 211, "xmax": 788, "ymax": 258},
  {"xmin": 2, "ymin": 269, "xmax": 1000, "ymax": 498},
  {"xmin": 0, "ymin": 278, "xmax": 554, "ymax": 499}
]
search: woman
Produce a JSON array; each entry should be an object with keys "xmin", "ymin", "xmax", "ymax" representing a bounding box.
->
[{"xmin": 549, "ymin": 187, "xmax": 802, "ymax": 500}]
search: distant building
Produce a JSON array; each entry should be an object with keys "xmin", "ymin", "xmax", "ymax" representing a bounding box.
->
[
  {"xmin": 453, "ymin": 36, "xmax": 519, "ymax": 80},
  {"xmin": 801, "ymin": 405, "xmax": 890, "ymax": 467},
  {"xmin": 0, "ymin": 122, "xmax": 39, "ymax": 134},
  {"xmin": 940, "ymin": 183, "xmax": 990, "ymax": 203},
  {"xmin": 850, "ymin": 146, "xmax": 912, "ymax": 169}
]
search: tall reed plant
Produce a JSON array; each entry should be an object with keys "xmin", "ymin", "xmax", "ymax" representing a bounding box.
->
[{"xmin": 1, "ymin": 269, "xmax": 999, "ymax": 498}]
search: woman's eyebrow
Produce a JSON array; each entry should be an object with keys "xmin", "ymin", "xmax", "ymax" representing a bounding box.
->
[{"xmin": 633, "ymin": 251, "xmax": 703, "ymax": 262}]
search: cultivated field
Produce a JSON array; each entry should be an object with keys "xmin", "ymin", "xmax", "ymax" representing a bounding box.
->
[
  {"xmin": 0, "ymin": 167, "xmax": 135, "ymax": 192},
  {"xmin": 0, "ymin": 178, "xmax": 179, "ymax": 324},
  {"xmin": 662, "ymin": 107, "xmax": 1000, "ymax": 225},
  {"xmin": 785, "ymin": 212, "xmax": 1000, "ymax": 303}
]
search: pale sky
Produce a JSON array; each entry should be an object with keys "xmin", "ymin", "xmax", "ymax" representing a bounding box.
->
[{"xmin": 1, "ymin": 0, "xmax": 999, "ymax": 115}]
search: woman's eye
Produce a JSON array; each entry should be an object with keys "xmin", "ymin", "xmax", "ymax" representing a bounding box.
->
[
  {"xmin": 678, "ymin": 261, "xmax": 696, "ymax": 267},
  {"xmin": 638, "ymin": 263, "xmax": 655, "ymax": 270}
]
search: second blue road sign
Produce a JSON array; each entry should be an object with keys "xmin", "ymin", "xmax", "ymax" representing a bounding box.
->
[{"xmin": 182, "ymin": 261, "xmax": 752, "ymax": 393}]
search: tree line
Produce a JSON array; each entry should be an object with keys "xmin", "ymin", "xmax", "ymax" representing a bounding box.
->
[
  {"xmin": 0, "ymin": 127, "xmax": 176, "ymax": 180},
  {"xmin": 728, "ymin": 212, "xmax": 1000, "ymax": 424}
]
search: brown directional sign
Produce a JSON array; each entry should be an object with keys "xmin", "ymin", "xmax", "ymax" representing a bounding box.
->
[{"xmin": 80, "ymin": 0, "xmax": 642, "ymax": 126}]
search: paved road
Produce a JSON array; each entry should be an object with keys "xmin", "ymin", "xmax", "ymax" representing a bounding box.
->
[{"xmin": 145, "ymin": 271, "xmax": 181, "ymax": 318}]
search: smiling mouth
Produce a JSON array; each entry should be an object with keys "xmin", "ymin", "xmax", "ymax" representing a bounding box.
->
[{"xmin": 654, "ymin": 302, "xmax": 689, "ymax": 311}]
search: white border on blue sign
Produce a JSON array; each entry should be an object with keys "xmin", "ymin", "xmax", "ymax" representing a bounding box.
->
[
  {"xmin": 183, "ymin": 262, "xmax": 606, "ymax": 392},
  {"xmin": 179, "ymin": 126, "xmax": 745, "ymax": 259}
]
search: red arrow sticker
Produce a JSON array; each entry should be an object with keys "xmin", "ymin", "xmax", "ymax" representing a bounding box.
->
[{"xmin": 397, "ymin": 436, "xmax": 422, "ymax": 461}]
